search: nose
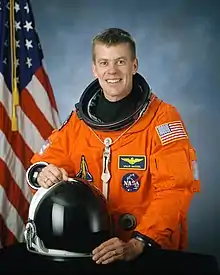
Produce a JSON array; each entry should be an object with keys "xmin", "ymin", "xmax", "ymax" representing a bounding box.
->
[{"xmin": 107, "ymin": 62, "xmax": 117, "ymax": 74}]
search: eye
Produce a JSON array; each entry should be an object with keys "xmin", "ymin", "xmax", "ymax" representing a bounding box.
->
[
  {"xmin": 117, "ymin": 59, "xmax": 126, "ymax": 65},
  {"xmin": 99, "ymin": 60, "xmax": 108, "ymax": 66}
]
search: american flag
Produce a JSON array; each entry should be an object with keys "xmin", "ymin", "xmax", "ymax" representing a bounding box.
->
[
  {"xmin": 156, "ymin": 121, "xmax": 188, "ymax": 146},
  {"xmin": 0, "ymin": 0, "xmax": 60, "ymax": 247}
]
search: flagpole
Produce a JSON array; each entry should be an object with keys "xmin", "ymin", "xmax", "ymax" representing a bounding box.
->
[{"xmin": 9, "ymin": 0, "xmax": 19, "ymax": 131}]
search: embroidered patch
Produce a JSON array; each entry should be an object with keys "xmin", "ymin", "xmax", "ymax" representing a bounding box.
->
[
  {"xmin": 39, "ymin": 139, "xmax": 50, "ymax": 155},
  {"xmin": 121, "ymin": 173, "xmax": 140, "ymax": 192},
  {"xmin": 75, "ymin": 155, "xmax": 93, "ymax": 182},
  {"xmin": 156, "ymin": 121, "xmax": 188, "ymax": 146},
  {"xmin": 59, "ymin": 111, "xmax": 73, "ymax": 131},
  {"xmin": 118, "ymin": 155, "xmax": 146, "ymax": 170}
]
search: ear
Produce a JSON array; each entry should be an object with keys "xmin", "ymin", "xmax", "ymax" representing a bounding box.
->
[
  {"xmin": 92, "ymin": 63, "xmax": 98, "ymax": 78},
  {"xmin": 133, "ymin": 58, "xmax": 138, "ymax": 74}
]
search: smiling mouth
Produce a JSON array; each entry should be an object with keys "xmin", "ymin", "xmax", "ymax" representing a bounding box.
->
[{"xmin": 106, "ymin": 79, "xmax": 122, "ymax": 84}]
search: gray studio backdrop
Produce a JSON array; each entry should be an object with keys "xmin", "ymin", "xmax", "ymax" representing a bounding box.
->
[{"xmin": 31, "ymin": 0, "xmax": 220, "ymax": 262}]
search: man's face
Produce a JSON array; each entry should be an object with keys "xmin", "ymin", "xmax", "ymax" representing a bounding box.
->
[{"xmin": 92, "ymin": 43, "xmax": 138, "ymax": 102}]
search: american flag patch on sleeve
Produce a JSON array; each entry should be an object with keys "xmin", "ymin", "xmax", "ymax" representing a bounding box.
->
[{"xmin": 155, "ymin": 121, "xmax": 188, "ymax": 145}]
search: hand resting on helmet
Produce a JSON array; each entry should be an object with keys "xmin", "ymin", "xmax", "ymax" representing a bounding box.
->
[{"xmin": 37, "ymin": 164, "xmax": 68, "ymax": 188}]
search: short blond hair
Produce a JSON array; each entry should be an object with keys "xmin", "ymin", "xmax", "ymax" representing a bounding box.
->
[{"xmin": 92, "ymin": 28, "xmax": 136, "ymax": 61}]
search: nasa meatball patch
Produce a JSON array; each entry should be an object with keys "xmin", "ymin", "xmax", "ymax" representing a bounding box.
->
[{"xmin": 121, "ymin": 173, "xmax": 140, "ymax": 192}]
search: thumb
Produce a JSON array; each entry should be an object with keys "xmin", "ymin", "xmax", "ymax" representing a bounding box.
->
[{"xmin": 59, "ymin": 168, "xmax": 68, "ymax": 181}]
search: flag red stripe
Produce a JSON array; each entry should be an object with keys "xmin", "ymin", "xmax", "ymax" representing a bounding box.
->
[
  {"xmin": 35, "ymin": 67, "xmax": 58, "ymax": 111},
  {"xmin": 20, "ymin": 88, "xmax": 54, "ymax": 140},
  {"xmin": 0, "ymin": 160, "xmax": 30, "ymax": 223},
  {"xmin": 0, "ymin": 214, "xmax": 16, "ymax": 247},
  {"xmin": 0, "ymin": 103, "xmax": 33, "ymax": 170}
]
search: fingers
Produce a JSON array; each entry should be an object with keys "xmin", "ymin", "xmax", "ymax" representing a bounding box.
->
[
  {"xmin": 92, "ymin": 237, "xmax": 125, "ymax": 264},
  {"xmin": 93, "ymin": 238, "xmax": 120, "ymax": 254},
  {"xmin": 37, "ymin": 164, "xmax": 68, "ymax": 188},
  {"xmin": 60, "ymin": 168, "xmax": 68, "ymax": 181},
  {"xmin": 95, "ymin": 249, "xmax": 118, "ymax": 264}
]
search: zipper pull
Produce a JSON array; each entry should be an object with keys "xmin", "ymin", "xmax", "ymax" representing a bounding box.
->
[{"xmin": 101, "ymin": 137, "xmax": 112, "ymax": 199}]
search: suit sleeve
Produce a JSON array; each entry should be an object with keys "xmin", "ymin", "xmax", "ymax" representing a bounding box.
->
[
  {"xmin": 134, "ymin": 104, "xmax": 200, "ymax": 250},
  {"xmin": 30, "ymin": 112, "xmax": 75, "ymax": 177}
]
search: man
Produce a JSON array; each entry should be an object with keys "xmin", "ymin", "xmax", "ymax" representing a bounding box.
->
[{"xmin": 26, "ymin": 28, "xmax": 200, "ymax": 264}]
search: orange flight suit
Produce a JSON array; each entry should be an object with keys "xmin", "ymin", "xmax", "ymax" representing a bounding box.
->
[{"xmin": 30, "ymin": 94, "xmax": 200, "ymax": 250}]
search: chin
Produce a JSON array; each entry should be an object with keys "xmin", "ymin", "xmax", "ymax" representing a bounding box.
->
[{"xmin": 107, "ymin": 90, "xmax": 123, "ymax": 97}]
